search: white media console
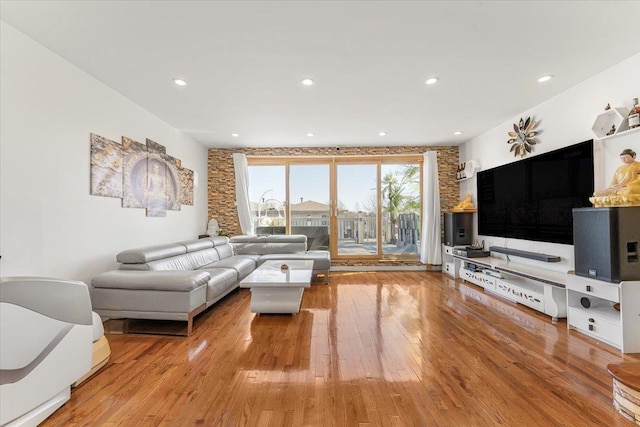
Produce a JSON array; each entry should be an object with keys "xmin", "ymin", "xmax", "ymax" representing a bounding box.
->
[
  {"xmin": 447, "ymin": 245, "xmax": 640, "ymax": 353},
  {"xmin": 450, "ymin": 246, "xmax": 567, "ymax": 321}
]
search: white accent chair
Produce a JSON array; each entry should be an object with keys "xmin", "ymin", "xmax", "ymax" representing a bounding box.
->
[{"xmin": 0, "ymin": 277, "xmax": 93, "ymax": 426}]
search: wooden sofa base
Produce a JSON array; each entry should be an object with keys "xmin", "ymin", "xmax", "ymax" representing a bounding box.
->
[{"xmin": 73, "ymin": 336, "xmax": 111, "ymax": 387}]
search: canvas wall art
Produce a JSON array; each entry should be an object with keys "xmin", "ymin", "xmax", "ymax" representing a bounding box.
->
[
  {"xmin": 90, "ymin": 133, "xmax": 123, "ymax": 198},
  {"xmin": 89, "ymin": 133, "xmax": 195, "ymax": 217},
  {"xmin": 146, "ymin": 155, "xmax": 168, "ymax": 217},
  {"xmin": 164, "ymin": 155, "xmax": 182, "ymax": 211},
  {"xmin": 181, "ymin": 168, "xmax": 194, "ymax": 206},
  {"xmin": 122, "ymin": 137, "xmax": 148, "ymax": 208},
  {"xmin": 146, "ymin": 138, "xmax": 166, "ymax": 154}
]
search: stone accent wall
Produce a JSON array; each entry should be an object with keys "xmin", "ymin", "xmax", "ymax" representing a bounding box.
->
[{"xmin": 208, "ymin": 145, "xmax": 460, "ymax": 266}]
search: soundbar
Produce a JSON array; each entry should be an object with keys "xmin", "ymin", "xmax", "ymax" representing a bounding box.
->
[
  {"xmin": 489, "ymin": 246, "xmax": 561, "ymax": 263},
  {"xmin": 453, "ymin": 248, "xmax": 490, "ymax": 258}
]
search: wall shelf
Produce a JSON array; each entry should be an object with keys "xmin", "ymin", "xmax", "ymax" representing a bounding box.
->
[
  {"xmin": 455, "ymin": 159, "xmax": 481, "ymax": 182},
  {"xmin": 592, "ymin": 107, "xmax": 629, "ymax": 139},
  {"xmin": 595, "ymin": 125, "xmax": 640, "ymax": 142}
]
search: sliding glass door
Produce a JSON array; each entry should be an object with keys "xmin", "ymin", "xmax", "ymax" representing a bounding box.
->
[
  {"xmin": 247, "ymin": 155, "xmax": 421, "ymax": 260},
  {"xmin": 290, "ymin": 164, "xmax": 330, "ymax": 250},
  {"xmin": 336, "ymin": 163, "xmax": 379, "ymax": 256},
  {"xmin": 380, "ymin": 163, "xmax": 420, "ymax": 255}
]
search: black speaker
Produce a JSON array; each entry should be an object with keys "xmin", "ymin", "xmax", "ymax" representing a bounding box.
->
[
  {"xmin": 444, "ymin": 212, "xmax": 473, "ymax": 246},
  {"xmin": 573, "ymin": 207, "xmax": 640, "ymax": 283}
]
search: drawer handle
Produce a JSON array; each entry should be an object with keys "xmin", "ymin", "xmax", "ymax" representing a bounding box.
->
[
  {"xmin": 589, "ymin": 324, "xmax": 594, "ymax": 331},
  {"xmin": 586, "ymin": 285, "xmax": 592, "ymax": 292},
  {"xmin": 588, "ymin": 318, "xmax": 595, "ymax": 323}
]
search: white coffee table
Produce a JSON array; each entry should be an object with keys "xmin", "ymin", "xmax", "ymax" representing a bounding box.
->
[{"xmin": 240, "ymin": 260, "xmax": 313, "ymax": 314}]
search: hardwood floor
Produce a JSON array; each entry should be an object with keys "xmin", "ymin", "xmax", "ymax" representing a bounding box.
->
[{"xmin": 45, "ymin": 272, "xmax": 639, "ymax": 426}]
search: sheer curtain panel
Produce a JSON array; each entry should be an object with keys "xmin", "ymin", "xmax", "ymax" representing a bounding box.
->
[
  {"xmin": 420, "ymin": 151, "xmax": 442, "ymax": 265},
  {"xmin": 233, "ymin": 153, "xmax": 254, "ymax": 235}
]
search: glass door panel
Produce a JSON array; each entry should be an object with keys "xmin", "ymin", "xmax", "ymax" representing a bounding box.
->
[
  {"xmin": 289, "ymin": 164, "xmax": 330, "ymax": 250},
  {"xmin": 381, "ymin": 163, "xmax": 421, "ymax": 255},
  {"xmin": 336, "ymin": 164, "xmax": 378, "ymax": 256},
  {"xmin": 247, "ymin": 165, "xmax": 286, "ymax": 235}
]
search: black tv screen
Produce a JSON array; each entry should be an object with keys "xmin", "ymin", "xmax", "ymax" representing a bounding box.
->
[{"xmin": 477, "ymin": 139, "xmax": 594, "ymax": 245}]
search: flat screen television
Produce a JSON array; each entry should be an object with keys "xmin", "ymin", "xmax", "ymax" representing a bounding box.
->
[{"xmin": 476, "ymin": 139, "xmax": 594, "ymax": 245}]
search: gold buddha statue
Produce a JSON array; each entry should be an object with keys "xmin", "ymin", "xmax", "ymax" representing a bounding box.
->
[
  {"xmin": 590, "ymin": 148, "xmax": 640, "ymax": 207},
  {"xmin": 451, "ymin": 193, "xmax": 477, "ymax": 212}
]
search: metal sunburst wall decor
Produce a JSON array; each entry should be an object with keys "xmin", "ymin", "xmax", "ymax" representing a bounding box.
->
[{"xmin": 507, "ymin": 117, "xmax": 539, "ymax": 158}]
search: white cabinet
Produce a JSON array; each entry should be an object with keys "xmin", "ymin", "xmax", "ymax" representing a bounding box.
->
[
  {"xmin": 455, "ymin": 254, "xmax": 567, "ymax": 321},
  {"xmin": 566, "ymin": 273, "xmax": 640, "ymax": 353},
  {"xmin": 442, "ymin": 245, "xmax": 463, "ymax": 279}
]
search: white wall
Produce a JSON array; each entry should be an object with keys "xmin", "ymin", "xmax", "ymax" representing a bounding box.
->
[
  {"xmin": 459, "ymin": 53, "xmax": 640, "ymax": 273},
  {"xmin": 0, "ymin": 22, "xmax": 209, "ymax": 284}
]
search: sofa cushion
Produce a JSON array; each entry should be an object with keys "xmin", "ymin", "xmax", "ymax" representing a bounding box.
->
[
  {"xmin": 120, "ymin": 248, "xmax": 220, "ymax": 271},
  {"xmin": 180, "ymin": 239, "xmax": 214, "ymax": 252},
  {"xmin": 229, "ymin": 235, "xmax": 306, "ymax": 244},
  {"xmin": 91, "ymin": 287, "xmax": 206, "ymax": 317},
  {"xmin": 210, "ymin": 236, "xmax": 230, "ymax": 246},
  {"xmin": 257, "ymin": 251, "xmax": 331, "ymax": 271},
  {"xmin": 92, "ymin": 270, "xmax": 210, "ymax": 292},
  {"xmin": 116, "ymin": 243, "xmax": 187, "ymax": 264},
  {"xmin": 204, "ymin": 256, "xmax": 256, "ymax": 280},
  {"xmin": 200, "ymin": 268, "xmax": 238, "ymax": 300},
  {"xmin": 230, "ymin": 234, "xmax": 307, "ymax": 255},
  {"xmin": 214, "ymin": 243, "xmax": 235, "ymax": 260}
]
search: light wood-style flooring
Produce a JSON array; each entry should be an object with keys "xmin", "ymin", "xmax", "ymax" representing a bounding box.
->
[{"xmin": 44, "ymin": 272, "xmax": 640, "ymax": 426}]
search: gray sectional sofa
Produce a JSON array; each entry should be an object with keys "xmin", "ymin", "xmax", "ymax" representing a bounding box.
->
[{"xmin": 90, "ymin": 235, "xmax": 330, "ymax": 335}]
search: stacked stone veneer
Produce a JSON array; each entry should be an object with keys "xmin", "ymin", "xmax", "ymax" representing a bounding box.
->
[{"xmin": 208, "ymin": 145, "xmax": 460, "ymax": 266}]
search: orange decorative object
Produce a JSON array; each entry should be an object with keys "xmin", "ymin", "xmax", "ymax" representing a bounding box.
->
[{"xmin": 451, "ymin": 193, "xmax": 477, "ymax": 212}]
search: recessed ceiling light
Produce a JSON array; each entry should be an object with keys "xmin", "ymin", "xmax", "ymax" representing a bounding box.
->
[
  {"xmin": 538, "ymin": 74, "xmax": 553, "ymax": 83},
  {"xmin": 379, "ymin": 132, "xmax": 387, "ymax": 136},
  {"xmin": 454, "ymin": 131, "xmax": 463, "ymax": 136},
  {"xmin": 231, "ymin": 133, "xmax": 239, "ymax": 137},
  {"xmin": 301, "ymin": 78, "xmax": 314, "ymax": 86},
  {"xmin": 425, "ymin": 77, "xmax": 439, "ymax": 85},
  {"xmin": 173, "ymin": 78, "xmax": 187, "ymax": 86},
  {"xmin": 307, "ymin": 133, "xmax": 314, "ymax": 137}
]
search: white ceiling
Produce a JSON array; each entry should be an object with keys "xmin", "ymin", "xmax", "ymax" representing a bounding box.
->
[{"xmin": 2, "ymin": 1, "xmax": 639, "ymax": 148}]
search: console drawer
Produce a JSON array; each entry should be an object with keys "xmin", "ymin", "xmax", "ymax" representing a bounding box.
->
[
  {"xmin": 444, "ymin": 262, "xmax": 456, "ymax": 275},
  {"xmin": 568, "ymin": 307, "xmax": 621, "ymax": 347},
  {"xmin": 566, "ymin": 274, "xmax": 620, "ymax": 302}
]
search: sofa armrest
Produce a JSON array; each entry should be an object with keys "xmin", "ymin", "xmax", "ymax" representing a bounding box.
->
[{"xmin": 91, "ymin": 270, "xmax": 210, "ymax": 292}]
